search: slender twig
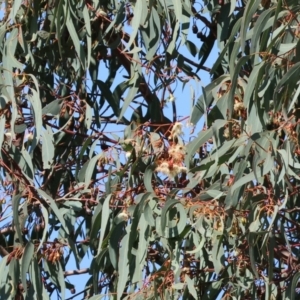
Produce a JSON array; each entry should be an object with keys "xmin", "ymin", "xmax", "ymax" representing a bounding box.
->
[
  {"xmin": 65, "ymin": 285, "xmax": 92, "ymax": 300},
  {"xmin": 64, "ymin": 268, "xmax": 90, "ymax": 277},
  {"xmin": 0, "ymin": 225, "xmax": 14, "ymax": 234},
  {"xmin": 183, "ymin": 56, "xmax": 212, "ymax": 73}
]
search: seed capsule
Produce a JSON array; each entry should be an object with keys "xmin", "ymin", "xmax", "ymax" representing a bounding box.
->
[
  {"xmin": 192, "ymin": 25, "xmax": 198, "ymax": 34},
  {"xmin": 197, "ymin": 32, "xmax": 204, "ymax": 40}
]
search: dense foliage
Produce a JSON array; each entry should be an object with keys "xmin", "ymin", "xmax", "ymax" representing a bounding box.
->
[{"xmin": 1, "ymin": 0, "xmax": 300, "ymax": 299}]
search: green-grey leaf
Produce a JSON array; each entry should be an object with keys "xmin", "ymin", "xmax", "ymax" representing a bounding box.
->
[
  {"xmin": 21, "ymin": 241, "xmax": 34, "ymax": 297},
  {"xmin": 41, "ymin": 126, "xmax": 54, "ymax": 169},
  {"xmin": 117, "ymin": 226, "xmax": 130, "ymax": 300},
  {"xmin": 37, "ymin": 189, "xmax": 69, "ymax": 234}
]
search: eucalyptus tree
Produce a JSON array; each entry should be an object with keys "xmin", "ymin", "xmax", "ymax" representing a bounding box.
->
[{"xmin": 0, "ymin": 0, "xmax": 300, "ymax": 299}]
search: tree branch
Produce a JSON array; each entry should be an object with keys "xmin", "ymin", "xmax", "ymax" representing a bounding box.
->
[
  {"xmin": 184, "ymin": 56, "xmax": 212, "ymax": 73},
  {"xmin": 64, "ymin": 268, "xmax": 90, "ymax": 277},
  {"xmin": 65, "ymin": 285, "xmax": 92, "ymax": 300},
  {"xmin": 0, "ymin": 245, "xmax": 8, "ymax": 257}
]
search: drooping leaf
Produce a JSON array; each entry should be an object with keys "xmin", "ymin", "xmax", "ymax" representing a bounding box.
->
[
  {"xmin": 42, "ymin": 99, "xmax": 63, "ymax": 115},
  {"xmin": 117, "ymin": 225, "xmax": 130, "ymax": 300},
  {"xmin": 21, "ymin": 241, "xmax": 34, "ymax": 296},
  {"xmin": 41, "ymin": 126, "xmax": 55, "ymax": 169},
  {"xmin": 37, "ymin": 189, "xmax": 69, "ymax": 234}
]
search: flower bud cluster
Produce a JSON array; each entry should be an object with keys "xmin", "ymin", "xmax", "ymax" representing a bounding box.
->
[
  {"xmin": 156, "ymin": 143, "xmax": 187, "ymax": 179},
  {"xmin": 168, "ymin": 144, "xmax": 186, "ymax": 163},
  {"xmin": 169, "ymin": 122, "xmax": 183, "ymax": 140}
]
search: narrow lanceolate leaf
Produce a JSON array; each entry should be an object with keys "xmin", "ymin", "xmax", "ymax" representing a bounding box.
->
[
  {"xmin": 41, "ymin": 126, "xmax": 55, "ymax": 169},
  {"xmin": 211, "ymin": 234, "xmax": 225, "ymax": 275},
  {"xmin": 166, "ymin": 0, "xmax": 181, "ymax": 55},
  {"xmin": 85, "ymin": 153, "xmax": 101, "ymax": 188},
  {"xmin": 9, "ymin": 258, "xmax": 19, "ymax": 298},
  {"xmin": 144, "ymin": 163, "xmax": 156, "ymax": 193},
  {"xmin": 85, "ymin": 102, "xmax": 93, "ymax": 130},
  {"xmin": 12, "ymin": 194, "xmax": 24, "ymax": 244},
  {"xmin": 31, "ymin": 258, "xmax": 44, "ymax": 299},
  {"xmin": 144, "ymin": 7, "xmax": 161, "ymax": 60},
  {"xmin": 21, "ymin": 148, "xmax": 34, "ymax": 179},
  {"xmin": 231, "ymin": 171, "xmax": 254, "ymax": 195},
  {"xmin": 287, "ymin": 271, "xmax": 300, "ymax": 299},
  {"xmin": 118, "ymin": 73, "xmax": 141, "ymax": 121},
  {"xmin": 274, "ymin": 61, "xmax": 300, "ymax": 111},
  {"xmin": 117, "ymin": 226, "xmax": 130, "ymax": 300},
  {"xmin": 161, "ymin": 199, "xmax": 180, "ymax": 237},
  {"xmin": 37, "ymin": 205, "xmax": 49, "ymax": 252},
  {"xmin": 191, "ymin": 75, "xmax": 230, "ymax": 125},
  {"xmin": 63, "ymin": 2, "xmax": 86, "ymax": 69},
  {"xmin": 57, "ymin": 261, "xmax": 66, "ymax": 300},
  {"xmin": 1, "ymin": 27, "xmax": 18, "ymax": 139},
  {"xmin": 0, "ymin": 115, "xmax": 5, "ymax": 151},
  {"xmin": 37, "ymin": 189, "xmax": 69, "ymax": 234},
  {"xmin": 28, "ymin": 88, "xmax": 43, "ymax": 152},
  {"xmin": 123, "ymin": 0, "xmax": 144, "ymax": 52},
  {"xmin": 128, "ymin": 193, "xmax": 152, "ymax": 261},
  {"xmin": 42, "ymin": 99, "xmax": 63, "ymax": 115},
  {"xmin": 109, "ymin": 222, "xmax": 124, "ymax": 269},
  {"xmin": 96, "ymin": 194, "xmax": 112, "ymax": 254},
  {"xmin": 0, "ymin": 255, "xmax": 9, "ymax": 281},
  {"xmin": 83, "ymin": 5, "xmax": 91, "ymax": 69},
  {"xmin": 196, "ymin": 35, "xmax": 215, "ymax": 72},
  {"xmin": 97, "ymin": 80, "xmax": 119, "ymax": 116},
  {"xmin": 228, "ymin": 56, "xmax": 249, "ymax": 118},
  {"xmin": 249, "ymin": 8, "xmax": 275, "ymax": 63},
  {"xmin": 21, "ymin": 241, "xmax": 34, "ymax": 297},
  {"xmin": 185, "ymin": 275, "xmax": 197, "ymax": 299},
  {"xmin": 243, "ymin": 61, "xmax": 265, "ymax": 108},
  {"xmin": 185, "ymin": 128, "xmax": 213, "ymax": 168},
  {"xmin": 8, "ymin": 0, "xmax": 22, "ymax": 22},
  {"xmin": 240, "ymin": 0, "xmax": 261, "ymax": 53}
]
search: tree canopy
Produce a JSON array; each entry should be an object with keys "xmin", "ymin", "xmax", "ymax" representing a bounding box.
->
[{"xmin": 1, "ymin": 0, "xmax": 300, "ymax": 299}]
